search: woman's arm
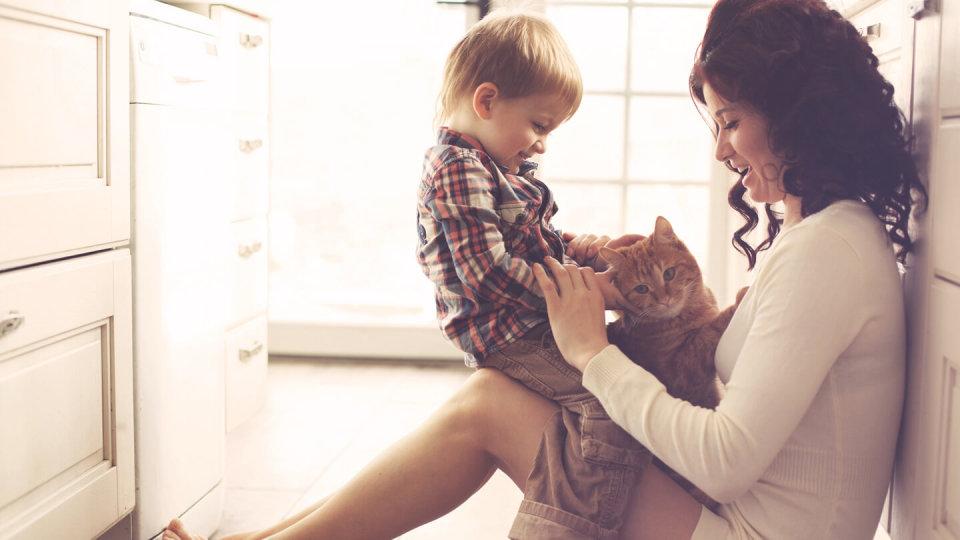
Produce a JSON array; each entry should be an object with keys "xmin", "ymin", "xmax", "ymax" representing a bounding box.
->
[{"xmin": 534, "ymin": 227, "xmax": 868, "ymax": 502}]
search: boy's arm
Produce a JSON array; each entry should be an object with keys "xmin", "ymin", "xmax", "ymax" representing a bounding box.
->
[{"xmin": 425, "ymin": 155, "xmax": 547, "ymax": 311}]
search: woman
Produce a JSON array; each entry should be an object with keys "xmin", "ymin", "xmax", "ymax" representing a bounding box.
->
[{"xmin": 165, "ymin": 0, "xmax": 926, "ymax": 538}]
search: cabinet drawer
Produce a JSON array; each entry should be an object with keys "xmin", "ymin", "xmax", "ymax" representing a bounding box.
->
[
  {"xmin": 0, "ymin": 4, "xmax": 129, "ymax": 270},
  {"xmin": 932, "ymin": 121, "xmax": 960, "ymax": 283},
  {"xmin": 0, "ymin": 249, "xmax": 134, "ymax": 538},
  {"xmin": 926, "ymin": 281, "xmax": 960, "ymax": 540},
  {"xmin": 212, "ymin": 5, "xmax": 269, "ymax": 114},
  {"xmin": 229, "ymin": 113, "xmax": 270, "ymax": 222},
  {"xmin": 227, "ymin": 217, "xmax": 269, "ymax": 326},
  {"xmin": 226, "ymin": 314, "xmax": 268, "ymax": 432},
  {"xmin": 848, "ymin": 0, "xmax": 903, "ymax": 61},
  {"xmin": 941, "ymin": 0, "xmax": 960, "ymax": 115}
]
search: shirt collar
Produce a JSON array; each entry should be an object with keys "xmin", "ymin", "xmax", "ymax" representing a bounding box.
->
[{"xmin": 438, "ymin": 127, "xmax": 539, "ymax": 177}]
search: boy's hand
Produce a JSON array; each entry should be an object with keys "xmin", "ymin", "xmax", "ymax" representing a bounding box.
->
[{"xmin": 561, "ymin": 232, "xmax": 611, "ymax": 270}]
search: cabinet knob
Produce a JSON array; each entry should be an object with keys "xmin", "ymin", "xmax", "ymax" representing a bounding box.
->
[
  {"xmin": 239, "ymin": 341, "xmax": 264, "ymax": 361},
  {"xmin": 0, "ymin": 311, "xmax": 25, "ymax": 339},
  {"xmin": 907, "ymin": 0, "xmax": 929, "ymax": 19},
  {"xmin": 238, "ymin": 240, "xmax": 263, "ymax": 258},
  {"xmin": 239, "ymin": 33, "xmax": 264, "ymax": 48},
  {"xmin": 857, "ymin": 23, "xmax": 881, "ymax": 42},
  {"xmin": 239, "ymin": 139, "xmax": 263, "ymax": 153}
]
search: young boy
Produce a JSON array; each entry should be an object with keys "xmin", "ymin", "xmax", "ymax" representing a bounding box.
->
[{"xmin": 416, "ymin": 11, "xmax": 651, "ymax": 540}]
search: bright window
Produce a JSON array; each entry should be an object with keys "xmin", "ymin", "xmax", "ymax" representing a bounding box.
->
[
  {"xmin": 268, "ymin": 1, "xmax": 738, "ymax": 358},
  {"xmin": 540, "ymin": 1, "xmax": 719, "ymax": 281}
]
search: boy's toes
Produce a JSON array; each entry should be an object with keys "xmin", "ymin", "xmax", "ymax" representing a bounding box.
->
[{"xmin": 164, "ymin": 518, "xmax": 206, "ymax": 540}]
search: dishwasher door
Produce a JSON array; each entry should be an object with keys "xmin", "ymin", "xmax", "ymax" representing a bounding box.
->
[{"xmin": 129, "ymin": 3, "xmax": 230, "ymax": 538}]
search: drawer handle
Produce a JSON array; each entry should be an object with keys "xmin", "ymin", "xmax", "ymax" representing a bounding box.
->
[
  {"xmin": 0, "ymin": 311, "xmax": 25, "ymax": 339},
  {"xmin": 239, "ymin": 139, "xmax": 263, "ymax": 153},
  {"xmin": 857, "ymin": 23, "xmax": 881, "ymax": 42},
  {"xmin": 238, "ymin": 240, "xmax": 263, "ymax": 258},
  {"xmin": 239, "ymin": 33, "xmax": 264, "ymax": 48},
  {"xmin": 239, "ymin": 341, "xmax": 264, "ymax": 361}
]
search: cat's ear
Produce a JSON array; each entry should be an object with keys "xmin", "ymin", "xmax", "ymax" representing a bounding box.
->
[
  {"xmin": 653, "ymin": 216, "xmax": 677, "ymax": 243},
  {"xmin": 599, "ymin": 247, "xmax": 627, "ymax": 269}
]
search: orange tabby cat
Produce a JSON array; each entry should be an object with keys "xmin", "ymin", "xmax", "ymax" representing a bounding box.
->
[{"xmin": 600, "ymin": 215, "xmax": 747, "ymax": 509}]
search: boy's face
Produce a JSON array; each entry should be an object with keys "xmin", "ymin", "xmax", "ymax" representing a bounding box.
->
[{"xmin": 477, "ymin": 91, "xmax": 570, "ymax": 174}]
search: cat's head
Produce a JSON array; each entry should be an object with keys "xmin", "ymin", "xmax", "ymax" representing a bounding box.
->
[{"xmin": 600, "ymin": 216, "xmax": 704, "ymax": 320}]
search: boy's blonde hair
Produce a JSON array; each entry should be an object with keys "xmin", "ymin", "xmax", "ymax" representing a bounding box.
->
[{"xmin": 439, "ymin": 10, "xmax": 583, "ymax": 123}]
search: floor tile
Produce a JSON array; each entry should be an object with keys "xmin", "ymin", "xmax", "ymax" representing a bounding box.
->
[{"xmin": 220, "ymin": 358, "xmax": 522, "ymax": 538}]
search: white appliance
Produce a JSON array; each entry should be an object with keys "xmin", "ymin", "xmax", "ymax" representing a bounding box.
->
[{"xmin": 129, "ymin": 1, "xmax": 231, "ymax": 538}]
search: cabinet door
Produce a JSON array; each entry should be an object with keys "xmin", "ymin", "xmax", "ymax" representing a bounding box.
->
[
  {"xmin": 923, "ymin": 281, "xmax": 960, "ymax": 540},
  {"xmin": 0, "ymin": 1, "xmax": 129, "ymax": 271},
  {"xmin": 227, "ymin": 217, "xmax": 269, "ymax": 327},
  {"xmin": 225, "ymin": 314, "xmax": 268, "ymax": 432},
  {"xmin": 211, "ymin": 5, "xmax": 269, "ymax": 114},
  {"xmin": 0, "ymin": 250, "xmax": 134, "ymax": 539},
  {"xmin": 847, "ymin": 0, "xmax": 912, "ymax": 118}
]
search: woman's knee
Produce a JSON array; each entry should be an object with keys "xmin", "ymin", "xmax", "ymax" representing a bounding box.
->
[{"xmin": 441, "ymin": 369, "xmax": 527, "ymax": 445}]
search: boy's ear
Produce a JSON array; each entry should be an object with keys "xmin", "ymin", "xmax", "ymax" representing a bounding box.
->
[{"xmin": 473, "ymin": 82, "xmax": 499, "ymax": 120}]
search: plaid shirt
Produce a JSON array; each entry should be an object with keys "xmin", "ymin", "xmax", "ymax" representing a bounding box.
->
[{"xmin": 417, "ymin": 128, "xmax": 571, "ymax": 366}]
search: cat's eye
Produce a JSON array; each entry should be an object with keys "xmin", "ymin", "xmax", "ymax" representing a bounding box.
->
[
  {"xmin": 633, "ymin": 284, "xmax": 649, "ymax": 294},
  {"xmin": 663, "ymin": 267, "xmax": 676, "ymax": 281}
]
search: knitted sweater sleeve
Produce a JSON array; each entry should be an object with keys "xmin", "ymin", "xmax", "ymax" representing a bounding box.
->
[{"xmin": 582, "ymin": 226, "xmax": 866, "ymax": 503}]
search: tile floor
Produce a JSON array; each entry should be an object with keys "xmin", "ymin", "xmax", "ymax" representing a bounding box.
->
[
  {"xmin": 213, "ymin": 356, "xmax": 522, "ymax": 539},
  {"xmin": 214, "ymin": 357, "xmax": 892, "ymax": 540}
]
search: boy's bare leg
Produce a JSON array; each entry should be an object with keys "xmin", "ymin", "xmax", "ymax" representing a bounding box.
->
[{"xmin": 163, "ymin": 368, "xmax": 559, "ymax": 540}]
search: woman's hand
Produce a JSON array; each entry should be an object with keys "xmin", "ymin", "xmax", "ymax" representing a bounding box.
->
[{"xmin": 533, "ymin": 256, "xmax": 610, "ymax": 372}]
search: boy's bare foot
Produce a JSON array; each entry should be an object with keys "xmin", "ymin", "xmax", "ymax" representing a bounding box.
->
[{"xmin": 160, "ymin": 518, "xmax": 207, "ymax": 540}]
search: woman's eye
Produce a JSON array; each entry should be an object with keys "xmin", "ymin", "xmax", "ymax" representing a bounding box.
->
[
  {"xmin": 663, "ymin": 267, "xmax": 676, "ymax": 281},
  {"xmin": 533, "ymin": 123, "xmax": 546, "ymax": 133},
  {"xmin": 722, "ymin": 120, "xmax": 739, "ymax": 131},
  {"xmin": 633, "ymin": 284, "xmax": 649, "ymax": 294}
]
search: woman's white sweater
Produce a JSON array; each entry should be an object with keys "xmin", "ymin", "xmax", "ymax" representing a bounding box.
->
[{"xmin": 583, "ymin": 201, "xmax": 905, "ymax": 539}]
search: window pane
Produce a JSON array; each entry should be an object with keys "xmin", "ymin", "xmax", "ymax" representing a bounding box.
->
[
  {"xmin": 625, "ymin": 184, "xmax": 710, "ymax": 272},
  {"xmin": 630, "ymin": 6, "xmax": 710, "ymax": 93},
  {"xmin": 540, "ymin": 95, "xmax": 625, "ymax": 181},
  {"xmin": 546, "ymin": 5, "xmax": 628, "ymax": 92},
  {"xmin": 269, "ymin": 0, "xmax": 466, "ymax": 326},
  {"xmin": 548, "ymin": 183, "xmax": 624, "ymax": 237},
  {"xmin": 627, "ymin": 96, "xmax": 712, "ymax": 181}
]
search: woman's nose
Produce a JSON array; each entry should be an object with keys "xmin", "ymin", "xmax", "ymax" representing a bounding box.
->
[
  {"xmin": 533, "ymin": 139, "xmax": 546, "ymax": 155},
  {"xmin": 714, "ymin": 133, "xmax": 731, "ymax": 163}
]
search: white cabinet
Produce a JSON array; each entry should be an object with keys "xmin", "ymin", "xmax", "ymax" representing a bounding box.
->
[
  {"xmin": 164, "ymin": 0, "xmax": 272, "ymax": 432},
  {"xmin": 925, "ymin": 281, "xmax": 960, "ymax": 540},
  {"xmin": 0, "ymin": 1, "xmax": 133, "ymax": 538},
  {"xmin": 0, "ymin": 251, "xmax": 134, "ymax": 539},
  {"xmin": 0, "ymin": 0, "xmax": 130, "ymax": 272},
  {"xmin": 887, "ymin": 0, "xmax": 960, "ymax": 538}
]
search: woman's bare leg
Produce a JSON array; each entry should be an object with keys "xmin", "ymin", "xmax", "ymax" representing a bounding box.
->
[
  {"xmin": 166, "ymin": 368, "xmax": 703, "ymax": 540},
  {"xmin": 164, "ymin": 368, "xmax": 559, "ymax": 540},
  {"xmin": 620, "ymin": 463, "xmax": 703, "ymax": 539}
]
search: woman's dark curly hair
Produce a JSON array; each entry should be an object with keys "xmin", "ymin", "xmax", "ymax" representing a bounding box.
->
[{"xmin": 689, "ymin": 0, "xmax": 927, "ymax": 269}]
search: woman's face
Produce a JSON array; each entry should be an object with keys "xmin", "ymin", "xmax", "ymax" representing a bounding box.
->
[{"xmin": 702, "ymin": 83, "xmax": 786, "ymax": 205}]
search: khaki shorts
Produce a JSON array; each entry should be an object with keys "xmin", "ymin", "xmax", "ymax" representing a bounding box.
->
[{"xmin": 482, "ymin": 324, "xmax": 653, "ymax": 539}]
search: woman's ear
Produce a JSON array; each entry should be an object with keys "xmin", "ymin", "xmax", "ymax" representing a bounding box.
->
[{"xmin": 473, "ymin": 82, "xmax": 499, "ymax": 120}]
